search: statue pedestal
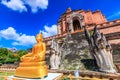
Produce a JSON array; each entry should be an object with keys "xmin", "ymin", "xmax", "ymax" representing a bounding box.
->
[
  {"xmin": 15, "ymin": 62, "xmax": 48, "ymax": 78},
  {"xmin": 5, "ymin": 73, "xmax": 63, "ymax": 80}
]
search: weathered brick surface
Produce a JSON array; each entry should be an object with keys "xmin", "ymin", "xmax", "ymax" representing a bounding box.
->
[
  {"xmin": 57, "ymin": 9, "xmax": 107, "ymax": 34},
  {"xmin": 44, "ymin": 8, "xmax": 120, "ymax": 45},
  {"xmin": 109, "ymin": 39, "xmax": 120, "ymax": 44},
  {"xmin": 100, "ymin": 25, "xmax": 120, "ymax": 34}
]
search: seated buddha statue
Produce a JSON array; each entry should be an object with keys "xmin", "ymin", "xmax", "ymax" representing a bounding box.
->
[
  {"xmin": 15, "ymin": 34, "xmax": 48, "ymax": 78},
  {"xmin": 21, "ymin": 34, "xmax": 46, "ymax": 62}
]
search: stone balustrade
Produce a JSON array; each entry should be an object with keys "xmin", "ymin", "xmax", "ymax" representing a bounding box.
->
[{"xmin": 0, "ymin": 67, "xmax": 16, "ymax": 72}]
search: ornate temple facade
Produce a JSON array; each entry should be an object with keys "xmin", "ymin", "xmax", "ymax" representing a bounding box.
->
[{"xmin": 44, "ymin": 8, "xmax": 120, "ymax": 49}]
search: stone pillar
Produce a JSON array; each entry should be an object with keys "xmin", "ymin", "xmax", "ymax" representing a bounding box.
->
[
  {"xmin": 69, "ymin": 20, "xmax": 74, "ymax": 32},
  {"xmin": 57, "ymin": 24, "xmax": 61, "ymax": 34}
]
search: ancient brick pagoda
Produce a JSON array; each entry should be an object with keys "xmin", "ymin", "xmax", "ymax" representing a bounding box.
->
[
  {"xmin": 42, "ymin": 8, "xmax": 120, "ymax": 75},
  {"xmin": 44, "ymin": 8, "xmax": 120, "ymax": 47}
]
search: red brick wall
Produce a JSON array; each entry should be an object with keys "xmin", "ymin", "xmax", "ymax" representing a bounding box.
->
[
  {"xmin": 109, "ymin": 39, "xmax": 120, "ymax": 44},
  {"xmin": 92, "ymin": 11, "xmax": 106, "ymax": 24},
  {"xmin": 57, "ymin": 10, "xmax": 108, "ymax": 34},
  {"xmin": 100, "ymin": 25, "xmax": 120, "ymax": 34},
  {"xmin": 84, "ymin": 11, "xmax": 94, "ymax": 24}
]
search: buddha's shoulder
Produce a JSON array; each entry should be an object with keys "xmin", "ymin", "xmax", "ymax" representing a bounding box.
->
[
  {"xmin": 34, "ymin": 42, "xmax": 45, "ymax": 46},
  {"xmin": 42, "ymin": 42, "xmax": 46, "ymax": 46}
]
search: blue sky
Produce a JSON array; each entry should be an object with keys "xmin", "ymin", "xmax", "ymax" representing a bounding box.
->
[{"xmin": 0, "ymin": 0, "xmax": 120, "ymax": 50}]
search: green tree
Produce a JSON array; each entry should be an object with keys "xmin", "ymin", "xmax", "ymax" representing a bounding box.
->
[
  {"xmin": 0, "ymin": 48, "xmax": 9, "ymax": 64},
  {"xmin": 0, "ymin": 48, "xmax": 28, "ymax": 64},
  {"xmin": 11, "ymin": 50, "xmax": 28, "ymax": 62},
  {"xmin": 17, "ymin": 50, "xmax": 27, "ymax": 57},
  {"xmin": 0, "ymin": 48, "xmax": 14, "ymax": 63}
]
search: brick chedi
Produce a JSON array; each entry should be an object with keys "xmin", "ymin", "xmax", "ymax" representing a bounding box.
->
[
  {"xmin": 44, "ymin": 8, "xmax": 120, "ymax": 54},
  {"xmin": 57, "ymin": 8, "xmax": 107, "ymax": 34},
  {"xmin": 42, "ymin": 8, "xmax": 120, "ymax": 72}
]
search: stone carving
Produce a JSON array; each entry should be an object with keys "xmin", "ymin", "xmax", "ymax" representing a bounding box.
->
[
  {"xmin": 84, "ymin": 26, "xmax": 116, "ymax": 73},
  {"xmin": 50, "ymin": 38, "xmax": 61, "ymax": 69}
]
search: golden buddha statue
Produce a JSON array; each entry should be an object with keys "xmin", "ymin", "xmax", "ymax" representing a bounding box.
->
[{"xmin": 15, "ymin": 34, "xmax": 48, "ymax": 78}]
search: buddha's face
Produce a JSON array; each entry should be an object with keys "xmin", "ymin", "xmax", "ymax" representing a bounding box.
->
[{"xmin": 36, "ymin": 34, "xmax": 43, "ymax": 42}]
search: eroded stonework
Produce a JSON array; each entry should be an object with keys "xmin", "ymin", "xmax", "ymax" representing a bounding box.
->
[{"xmin": 44, "ymin": 8, "xmax": 120, "ymax": 71}]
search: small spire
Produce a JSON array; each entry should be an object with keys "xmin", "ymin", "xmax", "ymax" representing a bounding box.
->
[{"xmin": 66, "ymin": 7, "xmax": 72, "ymax": 13}]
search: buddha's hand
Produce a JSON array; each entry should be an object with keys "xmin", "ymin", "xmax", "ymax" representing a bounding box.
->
[
  {"xmin": 33, "ymin": 55, "xmax": 40, "ymax": 61},
  {"xmin": 20, "ymin": 55, "xmax": 26, "ymax": 61}
]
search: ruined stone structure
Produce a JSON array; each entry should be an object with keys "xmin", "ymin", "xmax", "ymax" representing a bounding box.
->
[
  {"xmin": 44, "ymin": 8, "xmax": 120, "ymax": 71},
  {"xmin": 44, "ymin": 8, "xmax": 120, "ymax": 45}
]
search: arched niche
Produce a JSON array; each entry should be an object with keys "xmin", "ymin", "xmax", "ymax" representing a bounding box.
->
[
  {"xmin": 73, "ymin": 17, "xmax": 81, "ymax": 31},
  {"xmin": 67, "ymin": 13, "xmax": 84, "ymax": 32}
]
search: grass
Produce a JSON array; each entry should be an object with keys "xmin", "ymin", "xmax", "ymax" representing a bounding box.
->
[{"xmin": 0, "ymin": 71, "xmax": 14, "ymax": 80}]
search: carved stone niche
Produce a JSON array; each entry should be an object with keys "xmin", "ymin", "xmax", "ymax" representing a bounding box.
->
[{"xmin": 67, "ymin": 12, "xmax": 85, "ymax": 33}]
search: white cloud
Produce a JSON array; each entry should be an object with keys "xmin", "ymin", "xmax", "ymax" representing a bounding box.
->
[
  {"xmin": 1, "ymin": 0, "xmax": 27, "ymax": 12},
  {"xmin": 107, "ymin": 11, "xmax": 120, "ymax": 20},
  {"xmin": 12, "ymin": 34, "xmax": 36, "ymax": 46},
  {"xmin": 0, "ymin": 27, "xmax": 36, "ymax": 46},
  {"xmin": 40, "ymin": 24, "xmax": 57, "ymax": 38},
  {"xmin": 24, "ymin": 0, "xmax": 48, "ymax": 13},
  {"xmin": 1, "ymin": 0, "xmax": 48, "ymax": 13},
  {"xmin": 0, "ymin": 27, "xmax": 19, "ymax": 40}
]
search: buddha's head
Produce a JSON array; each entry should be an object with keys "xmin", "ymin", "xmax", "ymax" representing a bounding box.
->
[{"xmin": 36, "ymin": 34, "xmax": 43, "ymax": 43}]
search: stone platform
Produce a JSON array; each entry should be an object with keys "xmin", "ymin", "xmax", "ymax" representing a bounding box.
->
[
  {"xmin": 49, "ymin": 70, "xmax": 120, "ymax": 79},
  {"xmin": 5, "ymin": 73, "xmax": 63, "ymax": 80}
]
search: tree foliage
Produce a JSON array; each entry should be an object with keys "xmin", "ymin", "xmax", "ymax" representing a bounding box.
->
[
  {"xmin": 17, "ymin": 50, "xmax": 27, "ymax": 57},
  {"xmin": 0, "ymin": 48, "xmax": 27, "ymax": 64}
]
